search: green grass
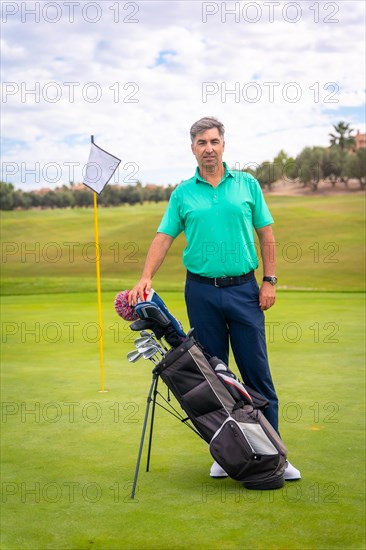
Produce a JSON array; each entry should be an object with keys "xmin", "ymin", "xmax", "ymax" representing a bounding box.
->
[
  {"xmin": 1, "ymin": 291, "xmax": 365, "ymax": 550},
  {"xmin": 1, "ymin": 195, "xmax": 365, "ymax": 549},
  {"xmin": 1, "ymin": 195, "xmax": 365, "ymax": 295}
]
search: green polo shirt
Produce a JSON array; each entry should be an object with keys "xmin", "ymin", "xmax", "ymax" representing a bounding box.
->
[{"xmin": 157, "ymin": 163, "xmax": 274, "ymax": 277}]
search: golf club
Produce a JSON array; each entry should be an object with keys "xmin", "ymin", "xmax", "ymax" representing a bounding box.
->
[
  {"xmin": 135, "ymin": 335, "xmax": 166, "ymax": 355},
  {"xmin": 127, "ymin": 350, "xmax": 143, "ymax": 363},
  {"xmin": 134, "ymin": 336, "xmax": 152, "ymax": 348},
  {"xmin": 139, "ymin": 330, "xmax": 168, "ymax": 351},
  {"xmin": 137, "ymin": 347, "xmax": 164, "ymax": 360},
  {"xmin": 142, "ymin": 346, "xmax": 162, "ymax": 364}
]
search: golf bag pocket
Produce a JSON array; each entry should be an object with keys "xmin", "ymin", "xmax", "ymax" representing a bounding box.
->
[
  {"xmin": 210, "ymin": 416, "xmax": 286, "ymax": 489},
  {"xmin": 209, "ymin": 417, "xmax": 257, "ymax": 479},
  {"xmin": 180, "ymin": 380, "xmax": 224, "ymax": 417},
  {"xmin": 233, "ymin": 406, "xmax": 288, "ymax": 459}
]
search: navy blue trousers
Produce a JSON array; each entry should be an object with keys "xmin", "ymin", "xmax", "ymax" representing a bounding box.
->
[{"xmin": 185, "ymin": 276, "xmax": 279, "ymax": 433}]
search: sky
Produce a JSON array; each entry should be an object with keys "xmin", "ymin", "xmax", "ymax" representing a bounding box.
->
[{"xmin": 1, "ymin": 0, "xmax": 365, "ymax": 189}]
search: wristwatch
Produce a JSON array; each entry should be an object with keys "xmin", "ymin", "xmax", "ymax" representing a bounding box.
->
[{"xmin": 263, "ymin": 276, "xmax": 278, "ymax": 286}]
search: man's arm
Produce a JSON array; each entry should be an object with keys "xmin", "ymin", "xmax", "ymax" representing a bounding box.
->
[
  {"xmin": 128, "ymin": 232, "xmax": 175, "ymax": 305},
  {"xmin": 255, "ymin": 224, "xmax": 276, "ymax": 311}
]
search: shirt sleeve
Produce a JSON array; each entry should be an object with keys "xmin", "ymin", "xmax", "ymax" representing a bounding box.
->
[
  {"xmin": 249, "ymin": 176, "xmax": 274, "ymax": 228},
  {"xmin": 157, "ymin": 189, "xmax": 184, "ymax": 237}
]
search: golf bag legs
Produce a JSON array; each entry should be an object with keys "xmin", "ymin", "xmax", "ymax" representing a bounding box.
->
[{"xmin": 130, "ymin": 373, "xmax": 159, "ymax": 500}]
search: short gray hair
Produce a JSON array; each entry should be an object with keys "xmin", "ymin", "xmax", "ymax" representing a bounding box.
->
[{"xmin": 190, "ymin": 116, "xmax": 225, "ymax": 143}]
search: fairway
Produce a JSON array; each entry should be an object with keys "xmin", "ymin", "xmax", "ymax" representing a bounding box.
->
[
  {"xmin": 1, "ymin": 195, "xmax": 365, "ymax": 550},
  {"xmin": 1, "ymin": 195, "xmax": 365, "ymax": 295}
]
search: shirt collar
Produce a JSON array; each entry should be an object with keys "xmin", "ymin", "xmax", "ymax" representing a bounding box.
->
[{"xmin": 194, "ymin": 162, "xmax": 234, "ymax": 185}]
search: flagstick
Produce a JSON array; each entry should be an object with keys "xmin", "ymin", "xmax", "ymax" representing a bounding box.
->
[{"xmin": 91, "ymin": 136, "xmax": 108, "ymax": 393}]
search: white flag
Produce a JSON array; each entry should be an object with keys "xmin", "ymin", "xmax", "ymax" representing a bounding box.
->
[{"xmin": 83, "ymin": 142, "xmax": 121, "ymax": 194}]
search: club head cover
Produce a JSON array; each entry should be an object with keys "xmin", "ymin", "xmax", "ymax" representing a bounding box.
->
[
  {"xmin": 134, "ymin": 303, "xmax": 186, "ymax": 345},
  {"xmin": 129, "ymin": 319, "xmax": 156, "ymax": 332},
  {"xmin": 114, "ymin": 290, "xmax": 139, "ymax": 321},
  {"xmin": 114, "ymin": 289, "xmax": 186, "ymax": 337},
  {"xmin": 134, "ymin": 302, "xmax": 171, "ymax": 327},
  {"xmin": 114, "ymin": 288, "xmax": 155, "ymax": 321},
  {"xmin": 115, "ymin": 288, "xmax": 187, "ymax": 346},
  {"xmin": 143, "ymin": 291, "xmax": 186, "ymax": 338},
  {"xmin": 129, "ymin": 318, "xmax": 168, "ymax": 340},
  {"xmin": 209, "ymin": 357, "xmax": 253, "ymax": 405}
]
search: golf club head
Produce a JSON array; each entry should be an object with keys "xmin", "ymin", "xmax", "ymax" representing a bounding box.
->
[
  {"xmin": 135, "ymin": 344, "xmax": 156, "ymax": 355},
  {"xmin": 138, "ymin": 340, "xmax": 165, "ymax": 355},
  {"xmin": 140, "ymin": 330, "xmax": 154, "ymax": 338},
  {"xmin": 134, "ymin": 336, "xmax": 152, "ymax": 348},
  {"xmin": 127, "ymin": 350, "xmax": 143, "ymax": 363},
  {"xmin": 142, "ymin": 347, "xmax": 161, "ymax": 362},
  {"xmin": 134, "ymin": 334, "xmax": 165, "ymax": 354}
]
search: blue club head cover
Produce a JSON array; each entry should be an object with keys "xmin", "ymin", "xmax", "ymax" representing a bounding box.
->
[{"xmin": 136, "ymin": 290, "xmax": 186, "ymax": 338}]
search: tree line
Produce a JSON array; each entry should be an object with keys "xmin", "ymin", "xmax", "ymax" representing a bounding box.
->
[
  {"xmin": 0, "ymin": 181, "xmax": 176, "ymax": 211},
  {"xmin": 250, "ymin": 122, "xmax": 365, "ymax": 192},
  {"xmin": 1, "ymin": 122, "xmax": 365, "ymax": 210},
  {"xmin": 248, "ymin": 143, "xmax": 365, "ymax": 192}
]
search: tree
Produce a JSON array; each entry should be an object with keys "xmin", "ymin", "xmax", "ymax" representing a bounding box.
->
[
  {"xmin": 74, "ymin": 188, "xmax": 94, "ymax": 207},
  {"xmin": 41, "ymin": 190, "xmax": 60, "ymax": 209},
  {"xmin": 296, "ymin": 147, "xmax": 325, "ymax": 190},
  {"xmin": 0, "ymin": 182, "xmax": 15, "ymax": 210},
  {"xmin": 164, "ymin": 184, "xmax": 176, "ymax": 200},
  {"xmin": 345, "ymin": 149, "xmax": 366, "ymax": 189},
  {"xmin": 28, "ymin": 192, "xmax": 43, "ymax": 208},
  {"xmin": 126, "ymin": 188, "xmax": 142, "ymax": 205},
  {"xmin": 322, "ymin": 147, "xmax": 342, "ymax": 186},
  {"xmin": 329, "ymin": 121, "xmax": 356, "ymax": 182},
  {"xmin": 273, "ymin": 150, "xmax": 297, "ymax": 184},
  {"xmin": 240, "ymin": 151, "xmax": 297, "ymax": 190},
  {"xmin": 57, "ymin": 188, "xmax": 75, "ymax": 208},
  {"xmin": 13, "ymin": 190, "xmax": 32, "ymax": 209},
  {"xmin": 99, "ymin": 185, "xmax": 121, "ymax": 207},
  {"xmin": 329, "ymin": 121, "xmax": 355, "ymax": 151},
  {"xmin": 148, "ymin": 186, "xmax": 165, "ymax": 203},
  {"xmin": 256, "ymin": 161, "xmax": 276, "ymax": 190}
]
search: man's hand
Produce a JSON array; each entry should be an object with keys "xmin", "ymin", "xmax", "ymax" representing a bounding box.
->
[
  {"xmin": 259, "ymin": 282, "xmax": 276, "ymax": 311},
  {"xmin": 128, "ymin": 278, "xmax": 152, "ymax": 306}
]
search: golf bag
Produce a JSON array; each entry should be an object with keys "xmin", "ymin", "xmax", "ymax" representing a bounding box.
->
[
  {"xmin": 154, "ymin": 336, "xmax": 288, "ymax": 490},
  {"xmin": 119, "ymin": 292, "xmax": 288, "ymax": 490}
]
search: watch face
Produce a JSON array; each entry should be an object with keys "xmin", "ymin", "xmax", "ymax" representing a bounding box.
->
[{"xmin": 264, "ymin": 276, "xmax": 277, "ymax": 285}]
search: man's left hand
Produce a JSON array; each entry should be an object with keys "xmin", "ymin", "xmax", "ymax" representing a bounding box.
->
[{"xmin": 259, "ymin": 282, "xmax": 276, "ymax": 311}]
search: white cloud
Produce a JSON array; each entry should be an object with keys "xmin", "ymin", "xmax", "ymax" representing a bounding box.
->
[{"xmin": 1, "ymin": 0, "xmax": 365, "ymax": 189}]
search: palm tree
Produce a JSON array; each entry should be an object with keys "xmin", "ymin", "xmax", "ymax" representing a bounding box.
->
[
  {"xmin": 329, "ymin": 122, "xmax": 356, "ymax": 182},
  {"xmin": 329, "ymin": 121, "xmax": 355, "ymax": 151}
]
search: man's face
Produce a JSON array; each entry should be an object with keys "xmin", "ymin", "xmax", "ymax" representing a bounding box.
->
[{"xmin": 191, "ymin": 127, "xmax": 225, "ymax": 172}]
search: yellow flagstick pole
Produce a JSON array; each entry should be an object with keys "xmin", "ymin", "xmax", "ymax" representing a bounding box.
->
[{"xmin": 91, "ymin": 135, "xmax": 108, "ymax": 393}]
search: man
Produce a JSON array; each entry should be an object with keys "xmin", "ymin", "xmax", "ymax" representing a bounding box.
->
[{"xmin": 129, "ymin": 116, "xmax": 300, "ymax": 481}]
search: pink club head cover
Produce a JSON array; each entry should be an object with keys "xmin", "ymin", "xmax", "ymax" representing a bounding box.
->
[
  {"xmin": 114, "ymin": 290, "xmax": 139, "ymax": 321},
  {"xmin": 114, "ymin": 289, "xmax": 155, "ymax": 321}
]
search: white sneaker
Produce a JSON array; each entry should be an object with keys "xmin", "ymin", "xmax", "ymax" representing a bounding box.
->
[
  {"xmin": 210, "ymin": 459, "xmax": 300, "ymax": 480},
  {"xmin": 284, "ymin": 460, "xmax": 301, "ymax": 480},
  {"xmin": 210, "ymin": 461, "xmax": 228, "ymax": 478}
]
